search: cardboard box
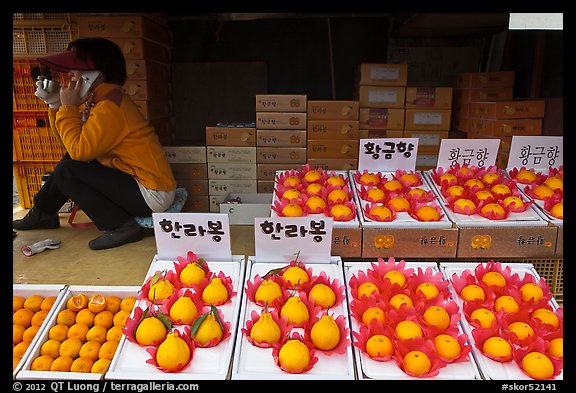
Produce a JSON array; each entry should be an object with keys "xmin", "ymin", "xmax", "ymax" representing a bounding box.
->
[
  {"xmin": 306, "ymin": 158, "xmax": 358, "ymax": 171},
  {"xmin": 209, "ymin": 195, "xmax": 226, "ymax": 212},
  {"xmin": 255, "ymin": 94, "xmax": 307, "ymax": 112},
  {"xmin": 207, "ymin": 163, "xmax": 257, "ymax": 180},
  {"xmin": 333, "ymin": 226, "xmax": 363, "ymax": 258},
  {"xmin": 362, "ymin": 227, "xmax": 458, "ymax": 258},
  {"xmin": 307, "ymin": 101, "xmax": 359, "ymax": 120},
  {"xmin": 357, "ymin": 86, "xmax": 406, "ymax": 108},
  {"xmin": 219, "ymin": 193, "xmax": 272, "ymax": 225},
  {"xmin": 108, "ymin": 37, "xmax": 171, "ymax": 63},
  {"xmin": 468, "ymin": 118, "xmax": 543, "ymax": 137},
  {"xmin": 456, "ymin": 71, "xmax": 515, "ymax": 88},
  {"xmin": 170, "ymin": 163, "xmax": 208, "ymax": 180},
  {"xmin": 357, "ymin": 63, "xmax": 408, "ymax": 86},
  {"xmin": 256, "ymin": 147, "xmax": 307, "ymax": 164},
  {"xmin": 257, "ymin": 163, "xmax": 297, "ymax": 180},
  {"xmin": 359, "ymin": 108, "xmax": 405, "ymax": 130},
  {"xmin": 404, "ymin": 87, "xmax": 452, "ymax": 109},
  {"xmin": 209, "ymin": 179, "xmax": 257, "ymax": 196},
  {"xmin": 454, "ymin": 87, "xmax": 514, "ymax": 104},
  {"xmin": 469, "ymin": 100, "xmax": 546, "ymax": 119},
  {"xmin": 256, "ymin": 112, "xmax": 307, "ymax": 130},
  {"xmin": 182, "ymin": 195, "xmax": 210, "ymax": 212},
  {"xmin": 207, "ymin": 146, "xmax": 256, "ymax": 163},
  {"xmin": 402, "ymin": 130, "xmax": 449, "ymax": 153},
  {"xmin": 205, "ymin": 127, "xmax": 256, "ymax": 147},
  {"xmin": 256, "ymin": 129, "xmax": 307, "ymax": 147},
  {"xmin": 176, "ymin": 179, "xmax": 208, "ymax": 196},
  {"xmin": 307, "ymin": 120, "xmax": 359, "ymax": 140},
  {"xmin": 164, "ymin": 146, "xmax": 207, "ymax": 163},
  {"xmin": 126, "ymin": 59, "xmax": 171, "ymax": 81},
  {"xmin": 358, "ymin": 129, "xmax": 395, "ymax": 139},
  {"xmin": 307, "ymin": 140, "xmax": 359, "ymax": 159},
  {"xmin": 77, "ymin": 15, "xmax": 172, "ymax": 45},
  {"xmin": 404, "ymin": 109, "xmax": 451, "ymax": 131},
  {"xmin": 257, "ymin": 180, "xmax": 275, "ymax": 193}
]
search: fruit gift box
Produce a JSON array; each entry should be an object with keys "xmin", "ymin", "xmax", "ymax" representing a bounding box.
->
[
  {"xmin": 13, "ymin": 284, "xmax": 68, "ymax": 379},
  {"xmin": 440, "ymin": 261, "xmax": 563, "ymax": 380},
  {"xmin": 344, "ymin": 258, "xmax": 482, "ymax": 380},
  {"xmin": 231, "ymin": 256, "xmax": 356, "ymax": 379},
  {"xmin": 105, "ymin": 253, "xmax": 245, "ymax": 380},
  {"xmin": 16, "ymin": 285, "xmax": 139, "ymax": 380}
]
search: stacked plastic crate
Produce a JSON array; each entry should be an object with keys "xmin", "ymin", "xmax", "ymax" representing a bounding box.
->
[{"xmin": 12, "ymin": 13, "xmax": 74, "ymax": 209}]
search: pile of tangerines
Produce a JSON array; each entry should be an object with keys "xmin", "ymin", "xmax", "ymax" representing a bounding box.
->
[
  {"xmin": 353, "ymin": 169, "xmax": 444, "ymax": 223},
  {"xmin": 271, "ymin": 164, "xmax": 357, "ymax": 221},
  {"xmin": 242, "ymin": 259, "xmax": 350, "ymax": 374},
  {"xmin": 509, "ymin": 166, "xmax": 563, "ymax": 220},
  {"xmin": 125, "ymin": 251, "xmax": 236, "ymax": 373},
  {"xmin": 349, "ymin": 257, "xmax": 472, "ymax": 378},
  {"xmin": 451, "ymin": 260, "xmax": 563, "ymax": 379}
]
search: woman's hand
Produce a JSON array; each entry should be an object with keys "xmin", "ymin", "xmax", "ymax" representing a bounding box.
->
[{"xmin": 59, "ymin": 79, "xmax": 85, "ymax": 107}]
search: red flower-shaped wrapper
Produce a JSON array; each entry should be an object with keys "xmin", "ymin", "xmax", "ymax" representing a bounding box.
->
[
  {"xmin": 349, "ymin": 269, "xmax": 386, "ymax": 301},
  {"xmin": 272, "ymin": 291, "xmax": 321, "ymax": 328},
  {"xmin": 490, "ymin": 179, "xmax": 519, "ymax": 200},
  {"xmin": 462, "ymin": 178, "xmax": 486, "ymax": 194},
  {"xmin": 448, "ymin": 197, "xmax": 478, "ymax": 216},
  {"xmin": 349, "ymin": 295, "xmax": 390, "ymax": 326},
  {"xmin": 323, "ymin": 171, "xmax": 349, "ymax": 188},
  {"xmin": 474, "ymin": 260, "xmax": 522, "ymax": 289},
  {"xmin": 463, "ymin": 301, "xmax": 500, "ymax": 330},
  {"xmin": 452, "ymin": 163, "xmax": 480, "ymax": 181},
  {"xmin": 417, "ymin": 300, "xmax": 462, "ymax": 335},
  {"xmin": 324, "ymin": 200, "xmax": 357, "ymax": 222},
  {"xmin": 272, "ymin": 331, "xmax": 318, "ymax": 374},
  {"xmin": 271, "ymin": 198, "xmax": 307, "ymax": 217},
  {"xmin": 516, "ymin": 274, "xmax": 554, "ymax": 307},
  {"xmin": 191, "ymin": 307, "xmax": 232, "ymax": 348},
  {"xmin": 471, "ymin": 327, "xmax": 514, "ymax": 362},
  {"xmin": 139, "ymin": 269, "xmax": 181, "ymax": 305},
  {"xmin": 543, "ymin": 196, "xmax": 563, "ymax": 219},
  {"xmin": 245, "ymin": 273, "xmax": 289, "ymax": 307},
  {"xmin": 358, "ymin": 184, "xmax": 389, "ymax": 203},
  {"xmin": 304, "ymin": 313, "xmax": 351, "ymax": 355},
  {"xmin": 431, "ymin": 328, "xmax": 473, "ymax": 364},
  {"xmin": 300, "ymin": 164, "xmax": 327, "ymax": 185},
  {"xmin": 542, "ymin": 329, "xmax": 564, "ymax": 361},
  {"xmin": 276, "ymin": 260, "xmax": 314, "ymax": 291},
  {"xmin": 508, "ymin": 167, "xmax": 545, "ymax": 185},
  {"xmin": 145, "ymin": 326, "xmax": 195, "ymax": 373},
  {"xmin": 363, "ymin": 202, "xmax": 397, "ymax": 222},
  {"xmin": 394, "ymin": 337, "xmax": 446, "ymax": 378},
  {"xmin": 242, "ymin": 309, "xmax": 292, "ymax": 348},
  {"xmin": 406, "ymin": 266, "xmax": 451, "ymax": 307},
  {"xmin": 353, "ymin": 169, "xmax": 386, "ymax": 186},
  {"xmin": 123, "ymin": 305, "xmax": 168, "ymax": 347},
  {"xmin": 476, "ymin": 165, "xmax": 505, "ymax": 187},
  {"xmin": 194, "ymin": 271, "xmax": 236, "ymax": 307},
  {"xmin": 431, "ymin": 167, "xmax": 459, "ymax": 188},
  {"xmin": 500, "ymin": 309, "xmax": 542, "ymax": 347},
  {"xmin": 529, "ymin": 303, "xmax": 563, "ymax": 333},
  {"xmin": 408, "ymin": 201, "xmax": 445, "ymax": 222},
  {"xmin": 324, "ymin": 184, "xmax": 352, "ymax": 204},
  {"xmin": 276, "ymin": 169, "xmax": 303, "ymax": 188},
  {"xmin": 367, "ymin": 257, "xmax": 415, "ymax": 288},
  {"xmin": 305, "ymin": 271, "xmax": 346, "ymax": 309},
  {"xmin": 352, "ymin": 320, "xmax": 396, "ymax": 362},
  {"xmin": 440, "ymin": 183, "xmax": 469, "ymax": 200},
  {"xmin": 523, "ymin": 183, "xmax": 563, "ymax": 201},
  {"xmin": 476, "ymin": 199, "xmax": 511, "ymax": 220},
  {"xmin": 512, "ymin": 336, "xmax": 563, "ymax": 380},
  {"xmin": 393, "ymin": 169, "xmax": 423, "ymax": 188},
  {"xmin": 172, "ymin": 253, "xmax": 212, "ymax": 288},
  {"xmin": 405, "ymin": 187, "xmax": 436, "ymax": 203},
  {"xmin": 300, "ymin": 194, "xmax": 328, "ymax": 215},
  {"xmin": 502, "ymin": 193, "xmax": 534, "ymax": 213},
  {"xmin": 274, "ymin": 183, "xmax": 304, "ymax": 201},
  {"xmin": 159, "ymin": 289, "xmax": 205, "ymax": 326}
]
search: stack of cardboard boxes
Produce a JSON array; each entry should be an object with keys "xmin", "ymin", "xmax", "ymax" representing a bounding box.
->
[
  {"xmin": 306, "ymin": 100, "xmax": 360, "ymax": 170},
  {"xmin": 255, "ymin": 95, "xmax": 308, "ymax": 192},
  {"xmin": 205, "ymin": 124, "xmax": 258, "ymax": 212},
  {"xmin": 77, "ymin": 14, "xmax": 174, "ymax": 145}
]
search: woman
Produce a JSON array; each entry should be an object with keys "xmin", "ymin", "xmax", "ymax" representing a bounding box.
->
[{"xmin": 13, "ymin": 37, "xmax": 176, "ymax": 250}]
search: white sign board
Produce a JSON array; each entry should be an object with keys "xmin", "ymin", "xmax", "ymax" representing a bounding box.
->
[
  {"xmin": 437, "ymin": 139, "xmax": 500, "ymax": 169},
  {"xmin": 254, "ymin": 217, "xmax": 333, "ymax": 263},
  {"xmin": 358, "ymin": 138, "xmax": 419, "ymax": 171},
  {"xmin": 152, "ymin": 212, "xmax": 232, "ymax": 261},
  {"xmin": 507, "ymin": 136, "xmax": 563, "ymax": 171}
]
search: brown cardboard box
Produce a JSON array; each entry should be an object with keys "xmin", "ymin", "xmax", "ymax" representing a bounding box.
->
[
  {"xmin": 359, "ymin": 108, "xmax": 405, "ymax": 130},
  {"xmin": 108, "ymin": 37, "xmax": 171, "ymax": 63},
  {"xmin": 469, "ymin": 100, "xmax": 546, "ymax": 119},
  {"xmin": 182, "ymin": 195, "xmax": 210, "ymax": 213},
  {"xmin": 468, "ymin": 118, "xmax": 542, "ymax": 137},
  {"xmin": 454, "ymin": 87, "xmax": 514, "ymax": 104},
  {"xmin": 170, "ymin": 163, "xmax": 208, "ymax": 180},
  {"xmin": 209, "ymin": 195, "xmax": 225, "ymax": 213},
  {"xmin": 307, "ymin": 120, "xmax": 359, "ymax": 140},
  {"xmin": 256, "ymin": 112, "xmax": 307, "ymax": 130},
  {"xmin": 358, "ymin": 129, "xmax": 395, "ymax": 139},
  {"xmin": 306, "ymin": 158, "xmax": 358, "ymax": 171},
  {"xmin": 176, "ymin": 179, "xmax": 209, "ymax": 196},
  {"xmin": 206, "ymin": 146, "xmax": 257, "ymax": 163},
  {"xmin": 307, "ymin": 101, "xmax": 360, "ymax": 120},
  {"xmin": 456, "ymin": 71, "xmax": 515, "ymax": 88},
  {"xmin": 205, "ymin": 127, "xmax": 256, "ymax": 147},
  {"xmin": 256, "ymin": 147, "xmax": 307, "ymax": 164},
  {"xmin": 404, "ymin": 109, "xmax": 451, "ymax": 131},
  {"xmin": 307, "ymin": 140, "xmax": 359, "ymax": 159},
  {"xmin": 257, "ymin": 180, "xmax": 275, "ymax": 194},
  {"xmin": 362, "ymin": 227, "xmax": 458, "ymax": 258},
  {"xmin": 207, "ymin": 163, "xmax": 257, "ymax": 180},
  {"xmin": 405, "ymin": 87, "xmax": 452, "ymax": 109},
  {"xmin": 256, "ymin": 130, "xmax": 307, "ymax": 147},
  {"xmin": 257, "ymin": 164, "xmax": 297, "ymax": 180},
  {"xmin": 164, "ymin": 146, "xmax": 207, "ymax": 163},
  {"xmin": 209, "ymin": 179, "xmax": 257, "ymax": 196},
  {"xmin": 126, "ymin": 59, "xmax": 171, "ymax": 81},
  {"xmin": 332, "ymin": 227, "xmax": 363, "ymax": 258},
  {"xmin": 357, "ymin": 86, "xmax": 406, "ymax": 109},
  {"xmin": 255, "ymin": 94, "xmax": 307, "ymax": 112},
  {"xmin": 402, "ymin": 130, "xmax": 449, "ymax": 153},
  {"xmin": 77, "ymin": 15, "xmax": 173, "ymax": 45},
  {"xmin": 357, "ymin": 63, "xmax": 408, "ymax": 86}
]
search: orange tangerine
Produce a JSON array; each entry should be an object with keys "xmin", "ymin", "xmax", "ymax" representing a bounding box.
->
[
  {"xmin": 366, "ymin": 187, "xmax": 386, "ymax": 202},
  {"xmin": 23, "ymin": 295, "xmax": 44, "ymax": 313},
  {"xmin": 67, "ymin": 323, "xmax": 90, "ymax": 343},
  {"xmin": 40, "ymin": 339, "xmax": 61, "ymax": 359},
  {"xmin": 361, "ymin": 306, "xmax": 386, "ymax": 325},
  {"xmin": 50, "ymin": 356, "xmax": 74, "ymax": 372},
  {"xmin": 13, "ymin": 324, "xmax": 25, "ymax": 345},
  {"xmin": 434, "ymin": 334, "xmax": 461, "ymax": 360},
  {"xmin": 40, "ymin": 296, "xmax": 57, "ymax": 311},
  {"xmin": 88, "ymin": 294, "xmax": 107, "ymax": 313},
  {"xmin": 105, "ymin": 296, "xmax": 122, "ymax": 314},
  {"xmin": 91, "ymin": 358, "xmax": 111, "ymax": 374},
  {"xmin": 106, "ymin": 325, "xmax": 124, "ymax": 342},
  {"xmin": 383, "ymin": 270, "xmax": 406, "ymax": 288},
  {"xmin": 13, "ymin": 296, "xmax": 25, "ymax": 313},
  {"xmin": 306, "ymin": 183, "xmax": 323, "ymax": 195},
  {"xmin": 31, "ymin": 310, "xmax": 49, "ymax": 327},
  {"xmin": 330, "ymin": 204, "xmax": 352, "ymax": 218},
  {"xmin": 98, "ymin": 340, "xmax": 119, "ymax": 361},
  {"xmin": 549, "ymin": 202, "xmax": 562, "ymax": 219},
  {"xmin": 283, "ymin": 175, "xmax": 301, "ymax": 188},
  {"xmin": 531, "ymin": 308, "xmax": 559, "ymax": 329},
  {"xmin": 13, "ymin": 341, "xmax": 30, "ymax": 359},
  {"xmin": 481, "ymin": 271, "xmax": 506, "ymax": 287},
  {"xmin": 369, "ymin": 205, "xmax": 393, "ymax": 221},
  {"xmin": 403, "ymin": 350, "xmax": 431, "ymax": 376},
  {"xmin": 395, "ymin": 320, "xmax": 423, "ymax": 341},
  {"xmin": 304, "ymin": 196, "xmax": 326, "ymax": 211},
  {"xmin": 113, "ymin": 309, "xmax": 131, "ymax": 328},
  {"xmin": 365, "ymin": 334, "xmax": 394, "ymax": 358},
  {"xmin": 475, "ymin": 190, "xmax": 494, "ymax": 202},
  {"xmin": 357, "ymin": 282, "xmax": 380, "ymax": 299},
  {"xmin": 282, "ymin": 188, "xmax": 301, "ymax": 201},
  {"xmin": 327, "ymin": 189, "xmax": 349, "ymax": 204},
  {"xmin": 482, "ymin": 336, "xmax": 512, "ymax": 358},
  {"xmin": 282, "ymin": 266, "xmax": 309, "ymax": 287},
  {"xmin": 399, "ymin": 173, "xmax": 420, "ymax": 186},
  {"xmin": 308, "ymin": 283, "xmax": 336, "ymax": 308},
  {"xmin": 454, "ymin": 198, "xmax": 476, "ymax": 212},
  {"xmin": 549, "ymin": 337, "xmax": 563, "ymax": 358},
  {"xmin": 494, "ymin": 295, "xmax": 520, "ymax": 314},
  {"xmin": 422, "ymin": 306, "xmax": 451, "ymax": 330},
  {"xmin": 120, "ymin": 296, "xmax": 136, "ymax": 312},
  {"xmin": 48, "ymin": 324, "xmax": 70, "ymax": 342},
  {"xmin": 481, "ymin": 172, "xmax": 500, "ymax": 185},
  {"xmin": 303, "ymin": 169, "xmax": 322, "ymax": 183},
  {"xmin": 31, "ymin": 355, "xmax": 54, "ymax": 371},
  {"xmin": 359, "ymin": 173, "xmax": 380, "ymax": 185},
  {"xmin": 519, "ymin": 283, "xmax": 544, "ymax": 303},
  {"xmin": 457, "ymin": 166, "xmax": 475, "ymax": 176},
  {"xmin": 439, "ymin": 173, "xmax": 458, "ymax": 184},
  {"xmin": 543, "ymin": 176, "xmax": 563, "ymax": 192},
  {"xmin": 70, "ymin": 356, "xmax": 94, "ymax": 373},
  {"xmin": 387, "ymin": 196, "xmax": 411, "ymax": 212},
  {"xmin": 464, "ymin": 178, "xmax": 485, "ymax": 190},
  {"xmin": 481, "ymin": 203, "xmax": 506, "ymax": 217},
  {"xmin": 76, "ymin": 309, "xmax": 96, "ymax": 327},
  {"xmin": 407, "ymin": 187, "xmax": 427, "ymax": 199},
  {"xmin": 59, "ymin": 337, "xmax": 83, "ymax": 359},
  {"xmin": 382, "ymin": 179, "xmax": 403, "ymax": 192},
  {"xmin": 22, "ymin": 325, "xmax": 40, "ymax": 343},
  {"xmin": 446, "ymin": 185, "xmax": 465, "ymax": 199},
  {"xmin": 460, "ymin": 284, "xmax": 485, "ymax": 302},
  {"xmin": 86, "ymin": 325, "xmax": 108, "ymax": 345},
  {"xmin": 516, "ymin": 169, "xmax": 537, "ymax": 183},
  {"xmin": 56, "ymin": 309, "xmax": 77, "ymax": 327},
  {"xmin": 470, "ymin": 308, "xmax": 496, "ymax": 329},
  {"xmin": 507, "ymin": 321, "xmax": 534, "ymax": 340},
  {"xmin": 93, "ymin": 310, "xmax": 114, "ymax": 330},
  {"xmin": 503, "ymin": 196, "xmax": 525, "ymax": 209},
  {"xmin": 415, "ymin": 205, "xmax": 440, "ymax": 221},
  {"xmin": 326, "ymin": 175, "xmax": 346, "ymax": 187},
  {"xmin": 490, "ymin": 183, "xmax": 511, "ymax": 197},
  {"xmin": 521, "ymin": 352, "xmax": 555, "ymax": 379},
  {"xmin": 532, "ymin": 185, "xmax": 555, "ymax": 199},
  {"xmin": 13, "ymin": 308, "xmax": 34, "ymax": 329},
  {"xmin": 389, "ymin": 294, "xmax": 413, "ymax": 310},
  {"xmin": 67, "ymin": 294, "xmax": 89, "ymax": 312},
  {"xmin": 79, "ymin": 340, "xmax": 102, "ymax": 362},
  {"xmin": 416, "ymin": 282, "xmax": 439, "ymax": 300},
  {"xmin": 282, "ymin": 203, "xmax": 304, "ymax": 217}
]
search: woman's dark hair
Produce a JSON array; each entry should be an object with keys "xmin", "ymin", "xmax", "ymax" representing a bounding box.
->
[{"xmin": 68, "ymin": 37, "xmax": 127, "ymax": 85}]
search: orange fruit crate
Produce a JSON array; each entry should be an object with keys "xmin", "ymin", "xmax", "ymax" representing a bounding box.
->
[
  {"xmin": 13, "ymin": 162, "xmax": 57, "ymax": 209},
  {"xmin": 13, "ymin": 112, "xmax": 67, "ymax": 162}
]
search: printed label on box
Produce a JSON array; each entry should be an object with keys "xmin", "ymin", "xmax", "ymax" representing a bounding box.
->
[
  {"xmin": 369, "ymin": 90, "xmax": 398, "ymax": 104},
  {"xmin": 507, "ymin": 136, "xmax": 563, "ymax": 171},
  {"xmin": 413, "ymin": 112, "xmax": 443, "ymax": 125},
  {"xmin": 437, "ymin": 139, "xmax": 500, "ymax": 169},
  {"xmin": 371, "ymin": 67, "xmax": 399, "ymax": 81},
  {"xmin": 358, "ymin": 138, "xmax": 418, "ymax": 171}
]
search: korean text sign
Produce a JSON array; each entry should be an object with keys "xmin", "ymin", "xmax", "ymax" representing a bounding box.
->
[
  {"xmin": 254, "ymin": 217, "xmax": 333, "ymax": 263},
  {"xmin": 507, "ymin": 136, "xmax": 563, "ymax": 171},
  {"xmin": 152, "ymin": 213, "xmax": 232, "ymax": 261},
  {"xmin": 437, "ymin": 139, "xmax": 500, "ymax": 169},
  {"xmin": 358, "ymin": 138, "xmax": 419, "ymax": 171}
]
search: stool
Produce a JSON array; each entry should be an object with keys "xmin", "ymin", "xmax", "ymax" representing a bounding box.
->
[{"xmin": 135, "ymin": 187, "xmax": 188, "ymax": 237}]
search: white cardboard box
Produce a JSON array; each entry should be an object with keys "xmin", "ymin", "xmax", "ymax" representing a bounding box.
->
[{"xmin": 219, "ymin": 193, "xmax": 272, "ymax": 225}]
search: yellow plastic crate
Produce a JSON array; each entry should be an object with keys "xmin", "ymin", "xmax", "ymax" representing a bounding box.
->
[
  {"xmin": 13, "ymin": 26, "xmax": 74, "ymax": 56},
  {"xmin": 13, "ymin": 113, "xmax": 67, "ymax": 162},
  {"xmin": 13, "ymin": 162, "xmax": 57, "ymax": 209}
]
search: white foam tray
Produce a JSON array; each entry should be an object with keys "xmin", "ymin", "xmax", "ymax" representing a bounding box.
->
[
  {"xmin": 105, "ymin": 255, "xmax": 245, "ymax": 380},
  {"xmin": 439, "ymin": 262, "xmax": 562, "ymax": 380},
  {"xmin": 231, "ymin": 256, "xmax": 356, "ymax": 380},
  {"xmin": 422, "ymin": 170, "xmax": 548, "ymax": 228},
  {"xmin": 344, "ymin": 261, "xmax": 482, "ymax": 380},
  {"xmin": 17, "ymin": 285, "xmax": 139, "ymax": 380},
  {"xmin": 351, "ymin": 171, "xmax": 454, "ymax": 229},
  {"xmin": 13, "ymin": 284, "xmax": 68, "ymax": 379}
]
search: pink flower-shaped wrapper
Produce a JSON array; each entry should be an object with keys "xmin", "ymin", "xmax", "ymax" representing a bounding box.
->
[
  {"xmin": 490, "ymin": 179, "xmax": 519, "ymax": 200},
  {"xmin": 172, "ymin": 254, "xmax": 212, "ymax": 289},
  {"xmin": 431, "ymin": 167, "xmax": 459, "ymax": 187},
  {"xmin": 272, "ymin": 291, "xmax": 320, "ymax": 328},
  {"xmin": 145, "ymin": 326, "xmax": 195, "ymax": 373},
  {"xmin": 476, "ymin": 199, "xmax": 511, "ymax": 220},
  {"xmin": 358, "ymin": 184, "xmax": 389, "ymax": 203},
  {"xmin": 242, "ymin": 308, "xmax": 292, "ymax": 348},
  {"xmin": 323, "ymin": 171, "xmax": 349, "ymax": 188},
  {"xmin": 352, "ymin": 320, "xmax": 396, "ymax": 362},
  {"xmin": 305, "ymin": 271, "xmax": 347, "ymax": 309},
  {"xmin": 304, "ymin": 313, "xmax": 351, "ymax": 355},
  {"xmin": 476, "ymin": 165, "xmax": 505, "ymax": 187},
  {"xmin": 500, "ymin": 309, "xmax": 542, "ymax": 347},
  {"xmin": 394, "ymin": 337, "xmax": 447, "ymax": 378},
  {"xmin": 406, "ymin": 266, "xmax": 451, "ymax": 306},
  {"xmin": 271, "ymin": 197, "xmax": 307, "ymax": 217},
  {"xmin": 123, "ymin": 305, "xmax": 168, "ymax": 347},
  {"xmin": 274, "ymin": 183, "xmax": 305, "ymax": 201},
  {"xmin": 502, "ymin": 193, "xmax": 535, "ymax": 213},
  {"xmin": 191, "ymin": 307, "xmax": 232, "ymax": 348},
  {"xmin": 508, "ymin": 166, "xmax": 546, "ymax": 185},
  {"xmin": 543, "ymin": 196, "xmax": 563, "ymax": 219},
  {"xmin": 245, "ymin": 274, "xmax": 289, "ymax": 307},
  {"xmin": 159, "ymin": 288, "xmax": 205, "ymax": 326},
  {"xmin": 300, "ymin": 164, "xmax": 327, "ymax": 185},
  {"xmin": 516, "ymin": 274, "xmax": 554, "ymax": 307},
  {"xmin": 349, "ymin": 269, "xmax": 385, "ymax": 301},
  {"xmin": 139, "ymin": 269, "xmax": 181, "ymax": 305},
  {"xmin": 276, "ymin": 169, "xmax": 303, "ymax": 188},
  {"xmin": 512, "ymin": 336, "xmax": 563, "ymax": 380},
  {"xmin": 542, "ymin": 329, "xmax": 564, "ymax": 361},
  {"xmin": 417, "ymin": 300, "xmax": 462, "ymax": 334},
  {"xmin": 452, "ymin": 163, "xmax": 480, "ymax": 181},
  {"xmin": 440, "ymin": 183, "xmax": 469, "ymax": 200},
  {"xmin": 407, "ymin": 201, "xmax": 445, "ymax": 222},
  {"xmin": 276, "ymin": 260, "xmax": 314, "ymax": 291},
  {"xmin": 529, "ymin": 303, "xmax": 563, "ymax": 333},
  {"xmin": 349, "ymin": 296, "xmax": 390, "ymax": 326},
  {"xmin": 353, "ymin": 169, "xmax": 386, "ymax": 186},
  {"xmin": 393, "ymin": 169, "xmax": 423, "ymax": 188},
  {"xmin": 363, "ymin": 202, "xmax": 397, "ymax": 222},
  {"xmin": 405, "ymin": 187, "xmax": 436, "ymax": 203},
  {"xmin": 431, "ymin": 328, "xmax": 473, "ymax": 364},
  {"xmin": 272, "ymin": 331, "xmax": 318, "ymax": 374},
  {"xmin": 523, "ymin": 183, "xmax": 563, "ymax": 201},
  {"xmin": 472, "ymin": 327, "xmax": 514, "ymax": 362},
  {"xmin": 194, "ymin": 271, "xmax": 236, "ymax": 306},
  {"xmin": 300, "ymin": 193, "xmax": 328, "ymax": 215},
  {"xmin": 324, "ymin": 184, "xmax": 352, "ymax": 204},
  {"xmin": 324, "ymin": 200, "xmax": 357, "ymax": 222},
  {"xmin": 447, "ymin": 198, "xmax": 478, "ymax": 215},
  {"xmin": 474, "ymin": 260, "xmax": 521, "ymax": 288}
]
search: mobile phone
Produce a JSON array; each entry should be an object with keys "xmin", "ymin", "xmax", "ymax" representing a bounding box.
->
[{"xmin": 79, "ymin": 70, "xmax": 102, "ymax": 98}]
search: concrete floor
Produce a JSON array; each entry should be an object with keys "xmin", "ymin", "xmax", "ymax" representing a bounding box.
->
[{"xmin": 13, "ymin": 207, "xmax": 255, "ymax": 287}]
